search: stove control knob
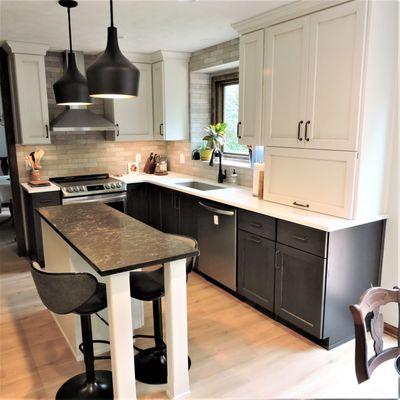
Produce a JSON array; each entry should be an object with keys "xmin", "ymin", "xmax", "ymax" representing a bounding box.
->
[
  {"xmin": 73, "ymin": 187, "xmax": 79, "ymax": 192},
  {"xmin": 67, "ymin": 187, "xmax": 73, "ymax": 193},
  {"xmin": 79, "ymin": 186, "xmax": 85, "ymax": 192},
  {"xmin": 116, "ymin": 182, "xmax": 121, "ymax": 188},
  {"xmin": 110, "ymin": 183, "xmax": 116, "ymax": 189},
  {"xmin": 105, "ymin": 184, "xmax": 110, "ymax": 189}
]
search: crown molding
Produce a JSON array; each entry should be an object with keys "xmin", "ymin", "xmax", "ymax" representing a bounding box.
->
[
  {"xmin": 150, "ymin": 50, "xmax": 191, "ymax": 63},
  {"xmin": 2, "ymin": 41, "xmax": 50, "ymax": 56},
  {"xmin": 232, "ymin": 0, "xmax": 352, "ymax": 34}
]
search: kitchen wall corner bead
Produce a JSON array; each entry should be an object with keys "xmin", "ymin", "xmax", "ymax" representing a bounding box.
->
[{"xmin": 5, "ymin": 41, "xmax": 50, "ymax": 145}]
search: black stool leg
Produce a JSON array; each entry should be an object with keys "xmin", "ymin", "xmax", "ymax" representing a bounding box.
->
[
  {"xmin": 134, "ymin": 298, "xmax": 191, "ymax": 385},
  {"xmin": 56, "ymin": 315, "xmax": 114, "ymax": 399}
]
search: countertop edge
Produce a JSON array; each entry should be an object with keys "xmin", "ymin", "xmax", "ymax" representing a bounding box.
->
[
  {"xmin": 37, "ymin": 207, "xmax": 199, "ymax": 276},
  {"xmin": 21, "ymin": 182, "xmax": 61, "ymax": 194}
]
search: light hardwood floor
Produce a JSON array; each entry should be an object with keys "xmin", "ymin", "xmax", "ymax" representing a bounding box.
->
[{"xmin": 0, "ymin": 214, "xmax": 398, "ymax": 399}]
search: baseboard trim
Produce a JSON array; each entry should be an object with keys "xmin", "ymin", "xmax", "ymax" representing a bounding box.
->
[{"xmin": 384, "ymin": 322, "xmax": 398, "ymax": 338}]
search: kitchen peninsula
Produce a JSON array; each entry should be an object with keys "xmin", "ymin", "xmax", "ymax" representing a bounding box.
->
[{"xmin": 37, "ymin": 202, "xmax": 199, "ymax": 400}]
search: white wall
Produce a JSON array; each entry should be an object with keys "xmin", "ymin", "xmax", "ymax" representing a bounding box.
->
[
  {"xmin": 0, "ymin": 84, "xmax": 7, "ymax": 160},
  {"xmin": 381, "ymin": 0, "xmax": 399, "ymax": 327}
]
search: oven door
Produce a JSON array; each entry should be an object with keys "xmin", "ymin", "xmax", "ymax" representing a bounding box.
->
[{"xmin": 62, "ymin": 192, "xmax": 127, "ymax": 213}]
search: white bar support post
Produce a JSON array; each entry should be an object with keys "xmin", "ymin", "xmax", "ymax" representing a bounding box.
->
[
  {"xmin": 106, "ymin": 272, "xmax": 136, "ymax": 400},
  {"xmin": 164, "ymin": 258, "xmax": 190, "ymax": 400}
]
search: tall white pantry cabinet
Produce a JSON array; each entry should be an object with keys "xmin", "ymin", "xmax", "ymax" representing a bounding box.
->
[{"xmin": 234, "ymin": 0, "xmax": 398, "ymax": 219}]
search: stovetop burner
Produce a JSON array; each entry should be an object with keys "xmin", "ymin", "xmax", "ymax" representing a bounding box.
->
[{"xmin": 50, "ymin": 173, "xmax": 126, "ymax": 198}]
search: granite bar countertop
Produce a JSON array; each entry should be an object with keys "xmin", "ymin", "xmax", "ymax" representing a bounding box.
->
[{"xmin": 37, "ymin": 202, "xmax": 199, "ymax": 276}]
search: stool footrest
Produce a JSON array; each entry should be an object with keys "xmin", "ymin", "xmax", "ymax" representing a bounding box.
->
[{"xmin": 79, "ymin": 340, "xmax": 111, "ymax": 360}]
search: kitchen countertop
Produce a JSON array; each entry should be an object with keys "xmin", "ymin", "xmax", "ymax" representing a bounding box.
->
[
  {"xmin": 114, "ymin": 173, "xmax": 387, "ymax": 232},
  {"xmin": 37, "ymin": 202, "xmax": 199, "ymax": 276},
  {"xmin": 21, "ymin": 181, "xmax": 61, "ymax": 194},
  {"xmin": 21, "ymin": 172, "xmax": 386, "ymax": 232}
]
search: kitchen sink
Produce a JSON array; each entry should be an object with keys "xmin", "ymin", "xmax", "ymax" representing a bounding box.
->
[{"xmin": 175, "ymin": 181, "xmax": 225, "ymax": 191}]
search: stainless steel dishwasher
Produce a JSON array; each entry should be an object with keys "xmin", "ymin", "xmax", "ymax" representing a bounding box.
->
[{"xmin": 197, "ymin": 200, "xmax": 237, "ymax": 291}]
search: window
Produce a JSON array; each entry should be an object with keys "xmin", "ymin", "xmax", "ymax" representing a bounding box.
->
[{"xmin": 212, "ymin": 73, "xmax": 249, "ymax": 161}]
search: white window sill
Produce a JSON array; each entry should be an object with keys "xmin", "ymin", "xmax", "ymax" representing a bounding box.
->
[{"xmin": 199, "ymin": 158, "xmax": 252, "ymax": 169}]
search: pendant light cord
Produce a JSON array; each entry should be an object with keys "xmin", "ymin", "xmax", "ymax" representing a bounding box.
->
[
  {"xmin": 67, "ymin": 6, "xmax": 73, "ymax": 53},
  {"xmin": 110, "ymin": 0, "xmax": 114, "ymax": 27}
]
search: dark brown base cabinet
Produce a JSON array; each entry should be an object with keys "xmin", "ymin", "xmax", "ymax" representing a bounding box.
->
[
  {"xmin": 23, "ymin": 190, "xmax": 61, "ymax": 265},
  {"xmin": 238, "ymin": 210, "xmax": 385, "ymax": 349},
  {"xmin": 129, "ymin": 185, "xmax": 385, "ymax": 349}
]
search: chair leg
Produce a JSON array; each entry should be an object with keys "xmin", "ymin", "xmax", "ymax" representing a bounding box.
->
[
  {"xmin": 80, "ymin": 315, "xmax": 96, "ymax": 383},
  {"xmin": 152, "ymin": 298, "xmax": 165, "ymax": 349}
]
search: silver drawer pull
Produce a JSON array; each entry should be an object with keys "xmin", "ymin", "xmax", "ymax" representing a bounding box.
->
[
  {"xmin": 292, "ymin": 234, "xmax": 309, "ymax": 242},
  {"xmin": 250, "ymin": 222, "xmax": 262, "ymax": 229},
  {"xmin": 249, "ymin": 236, "xmax": 262, "ymax": 244},
  {"xmin": 293, "ymin": 201, "xmax": 309, "ymax": 208}
]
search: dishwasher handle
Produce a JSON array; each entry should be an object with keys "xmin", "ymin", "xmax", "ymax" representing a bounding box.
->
[{"xmin": 198, "ymin": 201, "xmax": 235, "ymax": 216}]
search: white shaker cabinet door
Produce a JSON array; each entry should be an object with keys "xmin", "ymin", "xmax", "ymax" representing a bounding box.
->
[
  {"xmin": 152, "ymin": 61, "xmax": 165, "ymax": 140},
  {"xmin": 264, "ymin": 17, "xmax": 309, "ymax": 148},
  {"xmin": 12, "ymin": 54, "xmax": 50, "ymax": 144},
  {"xmin": 105, "ymin": 63, "xmax": 153, "ymax": 141},
  {"xmin": 238, "ymin": 29, "xmax": 264, "ymax": 146},
  {"xmin": 264, "ymin": 147, "xmax": 357, "ymax": 219},
  {"xmin": 305, "ymin": 2, "xmax": 367, "ymax": 151}
]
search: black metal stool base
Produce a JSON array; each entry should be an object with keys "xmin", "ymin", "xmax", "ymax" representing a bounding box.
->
[
  {"xmin": 56, "ymin": 370, "xmax": 113, "ymax": 399},
  {"xmin": 134, "ymin": 347, "xmax": 191, "ymax": 385}
]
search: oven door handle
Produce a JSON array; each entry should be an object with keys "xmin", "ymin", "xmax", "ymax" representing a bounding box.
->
[{"xmin": 63, "ymin": 193, "xmax": 127, "ymax": 204}]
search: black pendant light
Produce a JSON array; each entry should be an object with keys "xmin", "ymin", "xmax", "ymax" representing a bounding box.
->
[
  {"xmin": 53, "ymin": 0, "xmax": 91, "ymax": 106},
  {"xmin": 87, "ymin": 0, "xmax": 140, "ymax": 99}
]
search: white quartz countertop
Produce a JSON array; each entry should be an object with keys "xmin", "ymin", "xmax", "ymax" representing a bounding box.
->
[
  {"xmin": 20, "ymin": 182, "xmax": 61, "ymax": 194},
  {"xmin": 113, "ymin": 172, "xmax": 387, "ymax": 232}
]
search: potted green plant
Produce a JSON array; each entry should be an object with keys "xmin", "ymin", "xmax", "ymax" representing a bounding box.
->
[{"xmin": 200, "ymin": 122, "xmax": 227, "ymax": 161}]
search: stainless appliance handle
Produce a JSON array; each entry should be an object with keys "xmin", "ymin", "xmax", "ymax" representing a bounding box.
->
[
  {"xmin": 198, "ymin": 201, "xmax": 235, "ymax": 216},
  {"xmin": 63, "ymin": 192, "xmax": 127, "ymax": 205}
]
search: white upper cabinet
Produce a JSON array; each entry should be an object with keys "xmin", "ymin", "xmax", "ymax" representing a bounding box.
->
[
  {"xmin": 104, "ymin": 62, "xmax": 153, "ymax": 141},
  {"xmin": 305, "ymin": 2, "xmax": 366, "ymax": 150},
  {"xmin": 264, "ymin": 17, "xmax": 309, "ymax": 148},
  {"xmin": 238, "ymin": 29, "xmax": 264, "ymax": 146},
  {"xmin": 263, "ymin": 1, "xmax": 366, "ymax": 151},
  {"xmin": 152, "ymin": 54, "xmax": 189, "ymax": 141},
  {"xmin": 5, "ymin": 42, "xmax": 50, "ymax": 145}
]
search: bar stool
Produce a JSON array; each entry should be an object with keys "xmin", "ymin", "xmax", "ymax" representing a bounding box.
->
[
  {"xmin": 31, "ymin": 262, "xmax": 113, "ymax": 399},
  {"xmin": 130, "ymin": 234, "xmax": 198, "ymax": 384}
]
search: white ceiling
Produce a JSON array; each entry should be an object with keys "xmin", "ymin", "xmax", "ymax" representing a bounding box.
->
[{"xmin": 0, "ymin": 0, "xmax": 292, "ymax": 54}]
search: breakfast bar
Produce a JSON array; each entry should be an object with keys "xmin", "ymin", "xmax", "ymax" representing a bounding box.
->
[{"xmin": 37, "ymin": 202, "xmax": 199, "ymax": 400}]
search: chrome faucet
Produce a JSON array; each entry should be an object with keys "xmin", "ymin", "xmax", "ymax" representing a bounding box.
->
[{"xmin": 209, "ymin": 149, "xmax": 226, "ymax": 183}]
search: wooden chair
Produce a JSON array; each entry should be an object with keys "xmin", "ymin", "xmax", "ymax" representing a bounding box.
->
[{"xmin": 349, "ymin": 286, "xmax": 399, "ymax": 383}]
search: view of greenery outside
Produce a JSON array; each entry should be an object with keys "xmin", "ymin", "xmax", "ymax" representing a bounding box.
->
[{"xmin": 223, "ymin": 84, "xmax": 249, "ymax": 155}]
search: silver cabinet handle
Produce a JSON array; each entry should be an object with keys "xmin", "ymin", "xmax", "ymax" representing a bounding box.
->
[
  {"xmin": 159, "ymin": 123, "xmax": 164, "ymax": 136},
  {"xmin": 249, "ymin": 236, "xmax": 262, "ymax": 244},
  {"xmin": 45, "ymin": 124, "xmax": 49, "ymax": 138},
  {"xmin": 198, "ymin": 201, "xmax": 235, "ymax": 216},
  {"xmin": 292, "ymin": 234, "xmax": 309, "ymax": 242}
]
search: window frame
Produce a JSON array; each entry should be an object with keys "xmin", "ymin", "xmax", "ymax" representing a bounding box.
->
[{"xmin": 211, "ymin": 72, "xmax": 250, "ymax": 163}]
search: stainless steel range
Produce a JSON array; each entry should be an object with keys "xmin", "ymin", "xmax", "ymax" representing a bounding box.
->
[{"xmin": 50, "ymin": 173, "xmax": 127, "ymax": 213}]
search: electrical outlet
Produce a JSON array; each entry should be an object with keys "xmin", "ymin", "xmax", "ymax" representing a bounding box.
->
[
  {"xmin": 136, "ymin": 153, "xmax": 141, "ymax": 163},
  {"xmin": 179, "ymin": 154, "xmax": 185, "ymax": 164}
]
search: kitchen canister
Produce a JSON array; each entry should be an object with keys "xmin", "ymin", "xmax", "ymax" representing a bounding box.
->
[{"xmin": 252, "ymin": 163, "xmax": 265, "ymax": 198}]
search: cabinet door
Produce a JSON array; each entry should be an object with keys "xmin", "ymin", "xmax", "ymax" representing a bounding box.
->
[
  {"xmin": 178, "ymin": 194, "xmax": 198, "ymax": 240},
  {"xmin": 238, "ymin": 230, "xmax": 275, "ymax": 312},
  {"xmin": 275, "ymin": 243, "xmax": 326, "ymax": 338},
  {"xmin": 238, "ymin": 30, "xmax": 264, "ymax": 145},
  {"xmin": 161, "ymin": 189, "xmax": 179, "ymax": 234},
  {"xmin": 264, "ymin": 17, "xmax": 309, "ymax": 148},
  {"xmin": 264, "ymin": 147, "xmax": 357, "ymax": 219},
  {"xmin": 305, "ymin": 2, "xmax": 367, "ymax": 151},
  {"xmin": 148, "ymin": 185, "xmax": 162, "ymax": 230},
  {"xmin": 127, "ymin": 184, "xmax": 149, "ymax": 224},
  {"xmin": 13, "ymin": 54, "xmax": 50, "ymax": 144},
  {"xmin": 152, "ymin": 61, "xmax": 165, "ymax": 140},
  {"xmin": 105, "ymin": 63, "xmax": 153, "ymax": 141}
]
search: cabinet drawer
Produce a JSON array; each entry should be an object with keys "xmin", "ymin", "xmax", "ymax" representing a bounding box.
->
[
  {"xmin": 238, "ymin": 209, "xmax": 276, "ymax": 240},
  {"xmin": 277, "ymin": 220, "xmax": 327, "ymax": 258},
  {"xmin": 32, "ymin": 192, "xmax": 61, "ymax": 208}
]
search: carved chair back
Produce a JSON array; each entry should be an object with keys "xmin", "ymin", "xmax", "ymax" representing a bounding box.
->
[{"xmin": 349, "ymin": 286, "xmax": 399, "ymax": 383}]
